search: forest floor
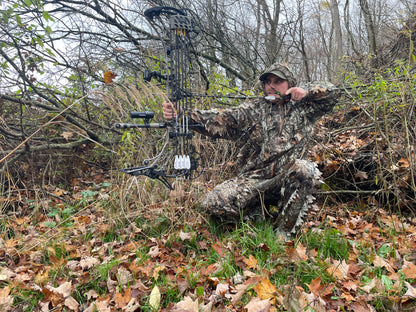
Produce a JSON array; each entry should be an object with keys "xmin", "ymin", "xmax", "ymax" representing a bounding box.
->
[{"xmin": 1, "ymin": 172, "xmax": 416, "ymax": 312}]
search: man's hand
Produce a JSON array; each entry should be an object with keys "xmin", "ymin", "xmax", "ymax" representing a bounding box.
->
[
  {"xmin": 265, "ymin": 87, "xmax": 307, "ymax": 103},
  {"xmin": 287, "ymin": 87, "xmax": 307, "ymax": 102},
  {"xmin": 162, "ymin": 101, "xmax": 179, "ymax": 120}
]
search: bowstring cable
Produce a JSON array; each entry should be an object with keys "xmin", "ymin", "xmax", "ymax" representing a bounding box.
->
[{"xmin": 143, "ymin": 130, "xmax": 171, "ymax": 168}]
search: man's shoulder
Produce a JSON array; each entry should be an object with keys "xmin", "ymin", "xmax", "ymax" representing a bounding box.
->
[{"xmin": 302, "ymin": 81, "xmax": 339, "ymax": 92}]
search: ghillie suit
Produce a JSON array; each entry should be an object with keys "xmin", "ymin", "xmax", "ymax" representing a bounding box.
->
[{"xmin": 191, "ymin": 63, "xmax": 340, "ymax": 235}]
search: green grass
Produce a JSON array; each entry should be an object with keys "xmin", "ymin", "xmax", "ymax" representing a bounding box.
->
[
  {"xmin": 4, "ymin": 188, "xmax": 414, "ymax": 312},
  {"xmin": 11, "ymin": 288, "xmax": 44, "ymax": 312},
  {"xmin": 301, "ymin": 227, "xmax": 350, "ymax": 261}
]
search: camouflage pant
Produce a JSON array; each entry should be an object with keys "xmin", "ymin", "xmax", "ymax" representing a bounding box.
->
[{"xmin": 201, "ymin": 159, "xmax": 322, "ymax": 234}]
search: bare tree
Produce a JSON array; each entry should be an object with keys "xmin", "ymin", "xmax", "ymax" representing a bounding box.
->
[{"xmin": 2, "ymin": 0, "xmax": 415, "ymax": 168}]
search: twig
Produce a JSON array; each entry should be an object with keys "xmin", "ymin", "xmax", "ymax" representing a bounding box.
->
[
  {"xmin": 319, "ymin": 189, "xmax": 381, "ymax": 195},
  {"xmin": 0, "ymin": 93, "xmax": 92, "ymax": 166}
]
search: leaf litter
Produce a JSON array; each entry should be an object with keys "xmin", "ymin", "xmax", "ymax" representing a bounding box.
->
[{"xmin": 1, "ymin": 183, "xmax": 416, "ymax": 312}]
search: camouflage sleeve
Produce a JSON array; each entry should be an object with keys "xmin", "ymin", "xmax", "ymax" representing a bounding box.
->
[
  {"xmin": 300, "ymin": 81, "xmax": 340, "ymax": 121},
  {"xmin": 190, "ymin": 101, "xmax": 257, "ymax": 140}
]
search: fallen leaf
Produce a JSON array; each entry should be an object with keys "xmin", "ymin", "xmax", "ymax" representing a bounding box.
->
[
  {"xmin": 253, "ymin": 278, "xmax": 277, "ymax": 301},
  {"xmin": 0, "ymin": 286, "xmax": 10, "ymax": 297},
  {"xmin": 47, "ymin": 281, "xmax": 72, "ymax": 298},
  {"xmin": 85, "ymin": 290, "xmax": 99, "ymax": 300},
  {"xmin": 326, "ymin": 259, "xmax": 349, "ymax": 280},
  {"xmin": 106, "ymin": 273, "xmax": 118, "ymax": 293},
  {"xmin": 244, "ymin": 297, "xmax": 271, "ymax": 312},
  {"xmin": 79, "ymin": 257, "xmax": 99, "ymax": 270},
  {"xmin": 402, "ymin": 260, "xmax": 416, "ymax": 279},
  {"xmin": 230, "ymin": 275, "xmax": 268, "ymax": 303},
  {"xmin": 39, "ymin": 301, "xmax": 50, "ymax": 312},
  {"xmin": 148, "ymin": 245, "xmax": 160, "ymax": 258},
  {"xmin": 115, "ymin": 288, "xmax": 132, "ymax": 309},
  {"xmin": 149, "ymin": 285, "xmax": 161, "ymax": 310},
  {"xmin": 403, "ymin": 281, "xmax": 416, "ymax": 299},
  {"xmin": 373, "ymin": 255, "xmax": 394, "ymax": 273},
  {"xmin": 42, "ymin": 287, "xmax": 64, "ymax": 307},
  {"xmin": 64, "ymin": 296, "xmax": 79, "ymax": 311},
  {"xmin": 341, "ymin": 291, "xmax": 355, "ymax": 301},
  {"xmin": 0, "ymin": 268, "xmax": 16, "ymax": 281},
  {"xmin": 361, "ymin": 278, "xmax": 377, "ymax": 293},
  {"xmin": 0, "ymin": 286, "xmax": 13, "ymax": 312},
  {"xmin": 342, "ymin": 280, "xmax": 358, "ymax": 291},
  {"xmin": 201, "ymin": 263, "xmax": 220, "ymax": 276},
  {"xmin": 307, "ymin": 276, "xmax": 322, "ymax": 296},
  {"xmin": 179, "ymin": 231, "xmax": 193, "ymax": 241},
  {"xmin": 304, "ymin": 292, "xmax": 327, "ymax": 312},
  {"xmin": 212, "ymin": 242, "xmax": 226, "ymax": 257},
  {"xmin": 215, "ymin": 283, "xmax": 230, "ymax": 297},
  {"xmin": 15, "ymin": 272, "xmax": 31, "ymax": 283},
  {"xmin": 95, "ymin": 298, "xmax": 111, "ymax": 312},
  {"xmin": 243, "ymin": 254, "xmax": 258, "ymax": 270},
  {"xmin": 286, "ymin": 242, "xmax": 308, "ymax": 261},
  {"xmin": 117, "ymin": 267, "xmax": 132, "ymax": 289},
  {"xmin": 348, "ymin": 302, "xmax": 373, "ymax": 312},
  {"xmin": 152, "ymin": 265, "xmax": 166, "ymax": 280},
  {"xmin": 231, "ymin": 283, "xmax": 250, "ymax": 303},
  {"xmin": 35, "ymin": 268, "xmax": 50, "ymax": 285},
  {"xmin": 243, "ymin": 270, "xmax": 257, "ymax": 277},
  {"xmin": 173, "ymin": 295, "xmax": 199, "ymax": 312}
]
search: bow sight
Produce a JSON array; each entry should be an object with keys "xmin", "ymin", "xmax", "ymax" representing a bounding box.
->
[{"xmin": 115, "ymin": 6, "xmax": 203, "ymax": 190}]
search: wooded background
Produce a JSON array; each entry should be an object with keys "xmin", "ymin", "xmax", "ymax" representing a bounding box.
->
[{"xmin": 1, "ymin": 0, "xmax": 416, "ymax": 212}]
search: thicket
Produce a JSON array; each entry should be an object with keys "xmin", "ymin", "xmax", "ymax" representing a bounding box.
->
[
  {"xmin": 1, "ymin": 59, "xmax": 416, "ymax": 218},
  {"xmin": 312, "ymin": 61, "xmax": 416, "ymax": 213}
]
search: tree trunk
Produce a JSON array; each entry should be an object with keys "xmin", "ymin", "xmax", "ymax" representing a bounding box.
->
[
  {"xmin": 359, "ymin": 0, "xmax": 378, "ymax": 57},
  {"xmin": 257, "ymin": 0, "xmax": 283, "ymax": 65},
  {"xmin": 343, "ymin": 0, "xmax": 359, "ymax": 56},
  {"xmin": 330, "ymin": 0, "xmax": 343, "ymax": 77}
]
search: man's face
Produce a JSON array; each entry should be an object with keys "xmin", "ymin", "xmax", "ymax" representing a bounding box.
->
[{"xmin": 263, "ymin": 74, "xmax": 289, "ymax": 96}]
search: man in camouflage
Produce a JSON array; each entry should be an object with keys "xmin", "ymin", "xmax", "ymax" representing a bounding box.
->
[{"xmin": 163, "ymin": 63, "xmax": 339, "ymax": 235}]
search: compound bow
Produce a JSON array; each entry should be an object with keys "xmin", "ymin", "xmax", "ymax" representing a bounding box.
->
[
  {"xmin": 114, "ymin": 6, "xmax": 203, "ymax": 190},
  {"xmin": 114, "ymin": 6, "xmax": 292, "ymax": 190}
]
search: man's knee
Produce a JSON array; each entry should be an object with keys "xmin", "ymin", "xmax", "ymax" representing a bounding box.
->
[
  {"xmin": 289, "ymin": 159, "xmax": 322, "ymax": 188},
  {"xmin": 201, "ymin": 178, "xmax": 259, "ymax": 222}
]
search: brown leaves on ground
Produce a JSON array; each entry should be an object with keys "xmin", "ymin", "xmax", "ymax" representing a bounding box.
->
[{"xmin": 1, "ymin": 181, "xmax": 416, "ymax": 311}]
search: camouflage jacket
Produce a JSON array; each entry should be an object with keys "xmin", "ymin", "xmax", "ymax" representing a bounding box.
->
[{"xmin": 191, "ymin": 82, "xmax": 340, "ymax": 179}]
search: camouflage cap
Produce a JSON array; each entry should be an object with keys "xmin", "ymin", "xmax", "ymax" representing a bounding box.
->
[{"xmin": 259, "ymin": 63, "xmax": 297, "ymax": 88}]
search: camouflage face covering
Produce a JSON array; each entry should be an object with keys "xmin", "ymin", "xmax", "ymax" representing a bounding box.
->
[{"xmin": 259, "ymin": 63, "xmax": 297, "ymax": 88}]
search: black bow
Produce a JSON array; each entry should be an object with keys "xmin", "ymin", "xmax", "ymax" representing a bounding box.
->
[{"xmin": 114, "ymin": 6, "xmax": 203, "ymax": 190}]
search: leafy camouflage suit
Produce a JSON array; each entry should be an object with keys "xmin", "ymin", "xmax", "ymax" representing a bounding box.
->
[{"xmin": 191, "ymin": 64, "xmax": 340, "ymax": 234}]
